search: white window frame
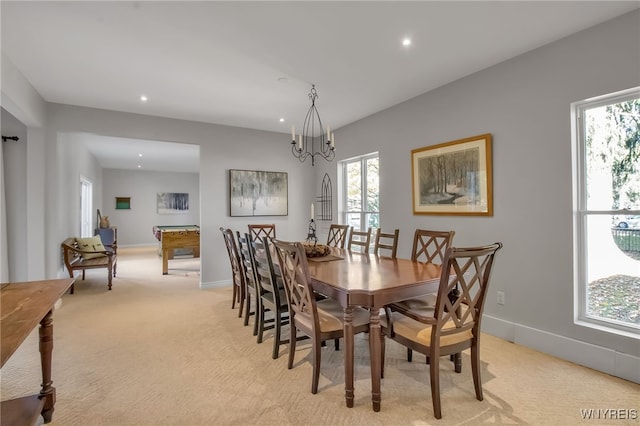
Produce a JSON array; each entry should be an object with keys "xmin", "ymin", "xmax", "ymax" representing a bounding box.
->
[
  {"xmin": 571, "ymin": 87, "xmax": 640, "ymax": 337},
  {"xmin": 339, "ymin": 152, "xmax": 379, "ymax": 231},
  {"xmin": 80, "ymin": 176, "xmax": 93, "ymax": 238}
]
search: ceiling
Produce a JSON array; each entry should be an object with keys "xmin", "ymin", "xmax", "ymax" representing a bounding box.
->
[{"xmin": 2, "ymin": 1, "xmax": 638, "ymax": 172}]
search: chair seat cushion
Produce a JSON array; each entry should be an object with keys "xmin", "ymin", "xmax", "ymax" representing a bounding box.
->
[
  {"xmin": 390, "ymin": 293, "xmax": 437, "ymax": 317},
  {"xmin": 295, "ymin": 298, "xmax": 369, "ymax": 333},
  {"xmin": 390, "ymin": 311, "xmax": 472, "ymax": 347}
]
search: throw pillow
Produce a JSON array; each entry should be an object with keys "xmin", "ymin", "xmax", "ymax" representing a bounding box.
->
[{"xmin": 76, "ymin": 236, "xmax": 107, "ymax": 260}]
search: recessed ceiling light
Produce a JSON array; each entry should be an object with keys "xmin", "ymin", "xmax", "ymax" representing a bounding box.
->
[
  {"xmin": 279, "ymin": 118, "xmax": 285, "ymax": 122},
  {"xmin": 138, "ymin": 153, "xmax": 143, "ymax": 157},
  {"xmin": 137, "ymin": 164, "xmax": 142, "ymax": 168},
  {"xmin": 140, "ymin": 95, "xmax": 148, "ymax": 102},
  {"xmin": 402, "ymin": 38, "xmax": 411, "ymax": 47}
]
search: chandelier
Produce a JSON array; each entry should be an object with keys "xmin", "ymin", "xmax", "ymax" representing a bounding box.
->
[{"xmin": 290, "ymin": 84, "xmax": 335, "ymax": 166}]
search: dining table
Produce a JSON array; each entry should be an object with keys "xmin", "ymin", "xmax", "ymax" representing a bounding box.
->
[{"xmin": 306, "ymin": 247, "xmax": 442, "ymax": 412}]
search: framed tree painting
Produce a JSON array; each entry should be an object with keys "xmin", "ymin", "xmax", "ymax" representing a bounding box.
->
[
  {"xmin": 411, "ymin": 133, "xmax": 493, "ymax": 216},
  {"xmin": 229, "ymin": 169, "xmax": 288, "ymax": 216},
  {"xmin": 157, "ymin": 192, "xmax": 189, "ymax": 214}
]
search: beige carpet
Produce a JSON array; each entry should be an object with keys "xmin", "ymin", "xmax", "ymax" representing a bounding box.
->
[{"xmin": 1, "ymin": 247, "xmax": 638, "ymax": 425}]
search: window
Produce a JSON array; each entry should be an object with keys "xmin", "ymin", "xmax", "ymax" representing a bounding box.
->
[
  {"xmin": 80, "ymin": 177, "xmax": 93, "ymax": 238},
  {"xmin": 340, "ymin": 153, "xmax": 379, "ymax": 232},
  {"xmin": 572, "ymin": 88, "xmax": 640, "ymax": 334}
]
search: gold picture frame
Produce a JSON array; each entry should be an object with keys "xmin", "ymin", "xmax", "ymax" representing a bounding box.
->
[{"xmin": 411, "ymin": 133, "xmax": 493, "ymax": 216}]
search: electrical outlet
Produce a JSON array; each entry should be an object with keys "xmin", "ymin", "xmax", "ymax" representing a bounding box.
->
[{"xmin": 496, "ymin": 291, "xmax": 506, "ymax": 305}]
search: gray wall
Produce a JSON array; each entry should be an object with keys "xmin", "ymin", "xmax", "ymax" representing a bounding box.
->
[
  {"xmin": 102, "ymin": 169, "xmax": 200, "ymax": 246},
  {"xmin": 313, "ymin": 10, "xmax": 640, "ymax": 378},
  {"xmin": 1, "ymin": 11, "xmax": 638, "ymax": 381}
]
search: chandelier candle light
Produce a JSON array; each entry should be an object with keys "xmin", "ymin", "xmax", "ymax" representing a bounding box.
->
[{"xmin": 290, "ymin": 84, "xmax": 335, "ymax": 166}]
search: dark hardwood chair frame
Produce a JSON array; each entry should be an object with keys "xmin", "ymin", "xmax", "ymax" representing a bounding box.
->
[
  {"xmin": 248, "ymin": 224, "xmax": 276, "ymax": 241},
  {"xmin": 326, "ymin": 224, "xmax": 350, "ymax": 249},
  {"xmin": 373, "ymin": 228, "xmax": 399, "ymax": 258},
  {"xmin": 220, "ymin": 227, "xmax": 246, "ymax": 318},
  {"xmin": 387, "ymin": 229, "xmax": 456, "ymax": 364},
  {"xmin": 347, "ymin": 227, "xmax": 372, "ymax": 253},
  {"xmin": 383, "ymin": 243, "xmax": 502, "ymax": 419},
  {"xmin": 272, "ymin": 239, "xmax": 370, "ymax": 394},
  {"xmin": 236, "ymin": 232, "xmax": 258, "ymax": 332},
  {"xmin": 250, "ymin": 236, "xmax": 293, "ymax": 359}
]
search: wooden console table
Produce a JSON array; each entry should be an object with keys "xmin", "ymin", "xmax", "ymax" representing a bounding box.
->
[{"xmin": 1, "ymin": 278, "xmax": 74, "ymax": 425}]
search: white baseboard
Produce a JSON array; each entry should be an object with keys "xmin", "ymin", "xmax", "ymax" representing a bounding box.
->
[
  {"xmin": 483, "ymin": 315, "xmax": 639, "ymax": 384},
  {"xmin": 200, "ymin": 279, "xmax": 231, "ymax": 290}
]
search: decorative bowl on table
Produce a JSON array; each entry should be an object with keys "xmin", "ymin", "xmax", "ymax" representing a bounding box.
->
[{"xmin": 303, "ymin": 243, "xmax": 331, "ymax": 258}]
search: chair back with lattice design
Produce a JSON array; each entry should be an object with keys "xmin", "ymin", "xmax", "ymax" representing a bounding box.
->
[
  {"xmin": 272, "ymin": 240, "xmax": 319, "ymax": 331},
  {"xmin": 236, "ymin": 232, "xmax": 257, "ymax": 293},
  {"xmin": 411, "ymin": 229, "xmax": 455, "ymax": 264},
  {"xmin": 252, "ymin": 236, "xmax": 280, "ymax": 298},
  {"xmin": 326, "ymin": 224, "xmax": 350, "ymax": 248},
  {"xmin": 348, "ymin": 227, "xmax": 372, "ymax": 253},
  {"xmin": 374, "ymin": 228, "xmax": 399, "ymax": 258},
  {"xmin": 248, "ymin": 224, "xmax": 276, "ymax": 241},
  {"xmin": 220, "ymin": 227, "xmax": 245, "ymax": 294},
  {"xmin": 432, "ymin": 243, "xmax": 502, "ymax": 343},
  {"xmin": 236, "ymin": 231, "xmax": 256, "ymax": 286}
]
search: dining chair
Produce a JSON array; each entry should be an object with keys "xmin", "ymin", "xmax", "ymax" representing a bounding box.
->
[
  {"xmin": 219, "ymin": 227, "xmax": 246, "ymax": 318},
  {"xmin": 326, "ymin": 224, "xmax": 350, "ymax": 248},
  {"xmin": 236, "ymin": 232, "xmax": 259, "ymax": 333},
  {"xmin": 373, "ymin": 228, "xmax": 399, "ymax": 258},
  {"xmin": 382, "ymin": 242, "xmax": 502, "ymax": 419},
  {"xmin": 248, "ymin": 224, "xmax": 276, "ymax": 241},
  {"xmin": 250, "ymin": 236, "xmax": 291, "ymax": 359},
  {"xmin": 347, "ymin": 227, "xmax": 372, "ymax": 253},
  {"xmin": 387, "ymin": 229, "xmax": 455, "ymax": 364},
  {"xmin": 272, "ymin": 239, "xmax": 370, "ymax": 394}
]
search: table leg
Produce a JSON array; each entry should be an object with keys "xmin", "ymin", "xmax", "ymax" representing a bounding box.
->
[
  {"xmin": 369, "ymin": 307, "xmax": 382, "ymax": 412},
  {"xmin": 343, "ymin": 306, "xmax": 355, "ymax": 408},
  {"xmin": 39, "ymin": 310, "xmax": 56, "ymax": 423},
  {"xmin": 162, "ymin": 248, "xmax": 169, "ymax": 275}
]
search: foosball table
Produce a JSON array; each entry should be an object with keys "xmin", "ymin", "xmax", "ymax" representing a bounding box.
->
[{"xmin": 152, "ymin": 225, "xmax": 200, "ymax": 275}]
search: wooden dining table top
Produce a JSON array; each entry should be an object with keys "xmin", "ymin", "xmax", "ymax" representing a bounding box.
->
[{"xmin": 306, "ymin": 247, "xmax": 442, "ymax": 307}]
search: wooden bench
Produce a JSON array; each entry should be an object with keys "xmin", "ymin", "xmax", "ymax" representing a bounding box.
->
[{"xmin": 61, "ymin": 237, "xmax": 117, "ymax": 294}]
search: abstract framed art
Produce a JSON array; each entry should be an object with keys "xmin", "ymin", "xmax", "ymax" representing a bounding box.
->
[
  {"xmin": 229, "ymin": 169, "xmax": 288, "ymax": 217},
  {"xmin": 411, "ymin": 133, "xmax": 493, "ymax": 216},
  {"xmin": 157, "ymin": 192, "xmax": 189, "ymax": 214}
]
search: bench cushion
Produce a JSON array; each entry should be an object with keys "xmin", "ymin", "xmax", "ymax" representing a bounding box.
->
[{"xmin": 76, "ymin": 236, "xmax": 107, "ymax": 260}]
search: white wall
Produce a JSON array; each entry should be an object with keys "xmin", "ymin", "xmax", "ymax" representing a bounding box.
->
[
  {"xmin": 313, "ymin": 10, "xmax": 640, "ymax": 379},
  {"xmin": 43, "ymin": 104, "xmax": 314, "ymax": 289},
  {"xmin": 102, "ymin": 169, "xmax": 200, "ymax": 246},
  {"xmin": 1, "ymin": 108, "xmax": 27, "ymax": 282},
  {"xmin": 57, "ymin": 132, "xmax": 103, "ymax": 242},
  {"xmin": 1, "ymin": 54, "xmax": 47, "ymax": 281}
]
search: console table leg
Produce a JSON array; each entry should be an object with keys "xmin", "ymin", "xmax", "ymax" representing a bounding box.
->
[{"xmin": 39, "ymin": 310, "xmax": 56, "ymax": 423}]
